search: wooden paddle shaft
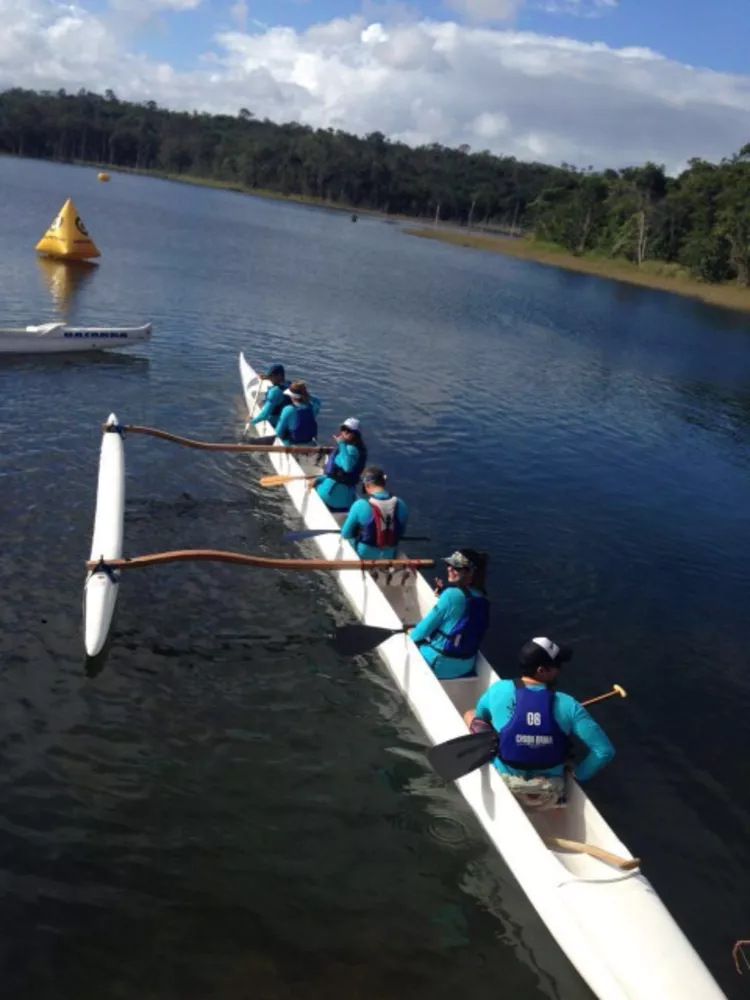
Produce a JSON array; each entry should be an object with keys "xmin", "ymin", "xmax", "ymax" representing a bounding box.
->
[
  {"xmin": 260, "ymin": 473, "xmax": 318, "ymax": 486},
  {"xmin": 109, "ymin": 424, "xmax": 333, "ymax": 455},
  {"xmin": 544, "ymin": 837, "xmax": 641, "ymax": 871},
  {"xmin": 86, "ymin": 550, "xmax": 435, "ymax": 572},
  {"xmin": 581, "ymin": 684, "xmax": 627, "ymax": 708}
]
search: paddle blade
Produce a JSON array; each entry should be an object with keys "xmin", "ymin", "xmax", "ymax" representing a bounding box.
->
[
  {"xmin": 427, "ymin": 730, "xmax": 499, "ymax": 782},
  {"xmin": 331, "ymin": 623, "xmax": 405, "ymax": 656}
]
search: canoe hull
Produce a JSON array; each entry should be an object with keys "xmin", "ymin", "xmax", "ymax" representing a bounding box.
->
[
  {"xmin": 83, "ymin": 414, "xmax": 125, "ymax": 657},
  {"xmin": 0, "ymin": 323, "xmax": 151, "ymax": 354},
  {"xmin": 238, "ymin": 351, "xmax": 727, "ymax": 1000}
]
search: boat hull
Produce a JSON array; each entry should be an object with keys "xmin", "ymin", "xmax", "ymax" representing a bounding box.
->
[
  {"xmin": 238, "ymin": 352, "xmax": 726, "ymax": 999},
  {"xmin": 83, "ymin": 414, "xmax": 125, "ymax": 657},
  {"xmin": 0, "ymin": 323, "xmax": 151, "ymax": 354}
]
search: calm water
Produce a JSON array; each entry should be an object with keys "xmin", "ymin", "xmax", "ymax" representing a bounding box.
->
[{"xmin": 1, "ymin": 156, "xmax": 749, "ymax": 999}]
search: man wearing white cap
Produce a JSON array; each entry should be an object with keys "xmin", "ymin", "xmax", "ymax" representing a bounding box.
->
[
  {"xmin": 311, "ymin": 417, "xmax": 368, "ymax": 512},
  {"xmin": 463, "ymin": 638, "xmax": 615, "ymax": 810}
]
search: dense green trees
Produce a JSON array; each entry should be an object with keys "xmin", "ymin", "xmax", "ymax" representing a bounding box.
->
[{"xmin": 1, "ymin": 87, "xmax": 748, "ymax": 284}]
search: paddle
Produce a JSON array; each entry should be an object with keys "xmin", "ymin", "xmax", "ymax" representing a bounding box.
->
[
  {"xmin": 260, "ymin": 473, "xmax": 318, "ymax": 487},
  {"xmin": 543, "ymin": 837, "xmax": 641, "ymax": 871},
  {"xmin": 283, "ymin": 528, "xmax": 431, "ymax": 543},
  {"xmin": 427, "ymin": 684, "xmax": 628, "ymax": 782},
  {"xmin": 331, "ymin": 623, "xmax": 415, "ymax": 657},
  {"xmin": 426, "ymin": 728, "xmax": 499, "ymax": 782}
]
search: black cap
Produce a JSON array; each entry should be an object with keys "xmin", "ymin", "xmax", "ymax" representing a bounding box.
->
[{"xmin": 519, "ymin": 638, "xmax": 573, "ymax": 670}]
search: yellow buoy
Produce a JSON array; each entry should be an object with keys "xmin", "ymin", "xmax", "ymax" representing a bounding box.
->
[
  {"xmin": 98, "ymin": 172, "xmax": 110, "ymax": 182},
  {"xmin": 35, "ymin": 197, "xmax": 100, "ymax": 261}
]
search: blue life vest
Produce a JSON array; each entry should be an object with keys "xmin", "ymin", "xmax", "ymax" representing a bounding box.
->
[
  {"xmin": 359, "ymin": 495, "xmax": 402, "ymax": 548},
  {"xmin": 497, "ymin": 680, "xmax": 568, "ymax": 771},
  {"xmin": 432, "ymin": 587, "xmax": 489, "ymax": 659},
  {"xmin": 323, "ymin": 442, "xmax": 367, "ymax": 487},
  {"xmin": 266, "ymin": 382, "xmax": 291, "ymax": 424},
  {"xmin": 287, "ymin": 404, "xmax": 318, "ymax": 443}
]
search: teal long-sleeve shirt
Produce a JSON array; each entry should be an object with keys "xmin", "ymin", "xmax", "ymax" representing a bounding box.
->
[
  {"xmin": 275, "ymin": 397, "xmax": 321, "ymax": 445},
  {"xmin": 474, "ymin": 680, "xmax": 615, "ymax": 782},
  {"xmin": 340, "ymin": 491, "xmax": 409, "ymax": 559},
  {"xmin": 314, "ymin": 441, "xmax": 362, "ymax": 512},
  {"xmin": 252, "ymin": 384, "xmax": 288, "ymax": 427},
  {"xmin": 410, "ymin": 586, "xmax": 487, "ymax": 680}
]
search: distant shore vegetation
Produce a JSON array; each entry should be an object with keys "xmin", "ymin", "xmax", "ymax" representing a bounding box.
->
[{"xmin": 2, "ymin": 86, "xmax": 749, "ymax": 292}]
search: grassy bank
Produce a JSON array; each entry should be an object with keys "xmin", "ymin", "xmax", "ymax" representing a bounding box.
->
[{"xmin": 404, "ymin": 227, "xmax": 750, "ymax": 315}]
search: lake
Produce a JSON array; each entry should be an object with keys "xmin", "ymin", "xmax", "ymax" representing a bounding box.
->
[{"xmin": 1, "ymin": 155, "xmax": 749, "ymax": 999}]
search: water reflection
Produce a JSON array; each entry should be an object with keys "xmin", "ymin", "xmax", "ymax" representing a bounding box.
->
[{"xmin": 35, "ymin": 257, "xmax": 98, "ymax": 317}]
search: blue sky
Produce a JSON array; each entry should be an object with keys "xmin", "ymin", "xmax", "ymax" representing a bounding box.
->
[{"xmin": 133, "ymin": 0, "xmax": 750, "ymax": 76}]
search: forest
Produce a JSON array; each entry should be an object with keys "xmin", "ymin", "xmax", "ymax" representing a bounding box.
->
[{"xmin": 1, "ymin": 87, "xmax": 749, "ymax": 285}]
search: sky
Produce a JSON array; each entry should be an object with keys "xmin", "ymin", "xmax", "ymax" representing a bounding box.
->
[{"xmin": 2, "ymin": 0, "xmax": 749, "ymax": 173}]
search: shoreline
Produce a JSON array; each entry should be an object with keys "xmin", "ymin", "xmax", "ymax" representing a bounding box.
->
[
  {"xmin": 404, "ymin": 226, "xmax": 750, "ymax": 316},
  {"xmin": 67, "ymin": 160, "xmax": 425, "ymax": 224}
]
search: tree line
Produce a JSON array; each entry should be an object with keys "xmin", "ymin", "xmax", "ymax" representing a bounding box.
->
[{"xmin": 1, "ymin": 87, "xmax": 748, "ymax": 284}]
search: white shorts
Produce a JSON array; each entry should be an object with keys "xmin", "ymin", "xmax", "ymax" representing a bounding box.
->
[{"xmin": 501, "ymin": 773, "xmax": 566, "ymax": 811}]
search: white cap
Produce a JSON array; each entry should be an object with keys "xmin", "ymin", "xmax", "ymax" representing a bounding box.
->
[
  {"xmin": 341, "ymin": 417, "xmax": 361, "ymax": 431},
  {"xmin": 532, "ymin": 637, "xmax": 561, "ymax": 660},
  {"xmin": 527, "ymin": 637, "xmax": 572, "ymax": 664},
  {"xmin": 283, "ymin": 388, "xmax": 302, "ymax": 400}
]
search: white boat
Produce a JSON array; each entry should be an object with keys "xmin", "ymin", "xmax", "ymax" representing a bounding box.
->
[
  {"xmin": 238, "ymin": 352, "xmax": 727, "ymax": 1000},
  {"xmin": 83, "ymin": 414, "xmax": 125, "ymax": 657},
  {"xmin": 0, "ymin": 322, "xmax": 151, "ymax": 354}
]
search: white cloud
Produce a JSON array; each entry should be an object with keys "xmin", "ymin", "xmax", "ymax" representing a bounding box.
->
[{"xmin": 0, "ymin": 2, "xmax": 749, "ymax": 174}]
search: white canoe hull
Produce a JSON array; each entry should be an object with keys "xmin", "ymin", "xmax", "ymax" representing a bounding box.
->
[
  {"xmin": 0, "ymin": 322, "xmax": 151, "ymax": 354},
  {"xmin": 83, "ymin": 413, "xmax": 125, "ymax": 656},
  {"xmin": 239, "ymin": 352, "xmax": 727, "ymax": 1000}
]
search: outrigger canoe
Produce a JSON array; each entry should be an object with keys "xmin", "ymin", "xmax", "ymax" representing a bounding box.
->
[
  {"xmin": 0, "ymin": 322, "xmax": 151, "ymax": 354},
  {"xmin": 238, "ymin": 352, "xmax": 727, "ymax": 1000},
  {"xmin": 83, "ymin": 414, "xmax": 125, "ymax": 657}
]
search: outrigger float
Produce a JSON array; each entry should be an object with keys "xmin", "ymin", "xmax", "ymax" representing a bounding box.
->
[{"xmin": 80, "ymin": 357, "xmax": 728, "ymax": 1000}]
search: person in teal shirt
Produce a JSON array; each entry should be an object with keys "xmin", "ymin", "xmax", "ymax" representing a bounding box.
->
[
  {"xmin": 275, "ymin": 381, "xmax": 321, "ymax": 445},
  {"xmin": 409, "ymin": 549, "xmax": 489, "ymax": 679},
  {"xmin": 463, "ymin": 637, "xmax": 615, "ymax": 811},
  {"xmin": 340, "ymin": 466, "xmax": 409, "ymax": 559},
  {"xmin": 251, "ymin": 363, "xmax": 290, "ymax": 429},
  {"xmin": 310, "ymin": 417, "xmax": 367, "ymax": 512}
]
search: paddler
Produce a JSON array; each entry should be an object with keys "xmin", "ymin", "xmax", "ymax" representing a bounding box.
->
[
  {"xmin": 275, "ymin": 381, "xmax": 321, "ymax": 445},
  {"xmin": 409, "ymin": 549, "xmax": 489, "ymax": 678},
  {"xmin": 250, "ymin": 363, "xmax": 290, "ymax": 429},
  {"xmin": 463, "ymin": 638, "xmax": 615, "ymax": 811},
  {"xmin": 309, "ymin": 417, "xmax": 367, "ymax": 512},
  {"xmin": 340, "ymin": 466, "xmax": 409, "ymax": 559}
]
